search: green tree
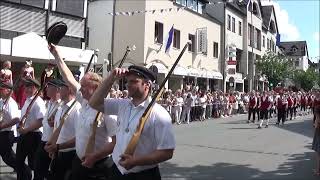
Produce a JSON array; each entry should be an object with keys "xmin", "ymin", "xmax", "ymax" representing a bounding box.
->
[
  {"xmin": 293, "ymin": 68, "xmax": 319, "ymax": 90},
  {"xmin": 255, "ymin": 51, "xmax": 294, "ymax": 88}
]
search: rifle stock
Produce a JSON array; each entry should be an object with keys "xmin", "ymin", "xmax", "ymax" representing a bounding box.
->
[
  {"xmin": 83, "ymin": 45, "xmax": 134, "ymax": 157},
  {"xmin": 124, "ymin": 42, "xmax": 189, "ymax": 155}
]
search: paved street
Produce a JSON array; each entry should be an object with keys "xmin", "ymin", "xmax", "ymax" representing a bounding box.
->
[
  {"xmin": 0, "ymin": 114, "xmax": 317, "ymax": 180},
  {"xmin": 161, "ymin": 114, "xmax": 317, "ymax": 180}
]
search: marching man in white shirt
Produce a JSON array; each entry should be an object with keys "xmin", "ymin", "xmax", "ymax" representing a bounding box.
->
[
  {"xmin": 89, "ymin": 66, "xmax": 176, "ymax": 180},
  {"xmin": 45, "ymin": 79, "xmax": 80, "ymax": 180},
  {"xmin": 16, "ymin": 78, "xmax": 46, "ymax": 180},
  {"xmin": 49, "ymin": 44, "xmax": 117, "ymax": 180},
  {"xmin": 0, "ymin": 81, "xmax": 20, "ymax": 172},
  {"xmin": 34, "ymin": 79, "xmax": 61, "ymax": 180}
]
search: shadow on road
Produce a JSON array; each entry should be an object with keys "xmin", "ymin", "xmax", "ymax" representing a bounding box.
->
[
  {"xmin": 274, "ymin": 120, "xmax": 314, "ymax": 139},
  {"xmin": 161, "ymin": 145, "xmax": 317, "ymax": 180}
]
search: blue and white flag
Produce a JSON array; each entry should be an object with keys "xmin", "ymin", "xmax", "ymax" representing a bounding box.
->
[
  {"xmin": 276, "ymin": 33, "xmax": 281, "ymax": 46},
  {"xmin": 165, "ymin": 25, "xmax": 174, "ymax": 55}
]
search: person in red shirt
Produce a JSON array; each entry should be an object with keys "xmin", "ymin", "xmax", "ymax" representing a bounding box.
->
[
  {"xmin": 258, "ymin": 91, "xmax": 271, "ymax": 128},
  {"xmin": 247, "ymin": 91, "xmax": 257, "ymax": 123},
  {"xmin": 276, "ymin": 92, "xmax": 288, "ymax": 125},
  {"xmin": 287, "ymin": 93, "xmax": 294, "ymax": 120}
]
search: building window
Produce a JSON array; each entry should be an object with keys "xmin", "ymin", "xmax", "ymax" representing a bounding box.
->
[
  {"xmin": 267, "ymin": 38, "xmax": 270, "ymax": 50},
  {"xmin": 248, "ymin": 24, "xmax": 253, "ymax": 46},
  {"xmin": 239, "ymin": 21, "xmax": 242, "ymax": 36},
  {"xmin": 198, "ymin": 1, "xmax": 204, "ymax": 14},
  {"xmin": 232, "ymin": 17, "xmax": 235, "ymax": 33},
  {"xmin": 213, "ymin": 42, "xmax": 219, "ymax": 58},
  {"xmin": 295, "ymin": 60, "xmax": 299, "ymax": 67},
  {"xmin": 154, "ymin": 21, "xmax": 163, "ymax": 44},
  {"xmin": 56, "ymin": 0, "xmax": 85, "ymax": 17},
  {"xmin": 188, "ymin": 34, "xmax": 195, "ymax": 52},
  {"xmin": 255, "ymin": 28, "xmax": 261, "ymax": 50},
  {"xmin": 173, "ymin": 29, "xmax": 180, "ymax": 49},
  {"xmin": 176, "ymin": 0, "xmax": 187, "ymax": 6},
  {"xmin": 227, "ymin": 15, "xmax": 231, "ymax": 30},
  {"xmin": 262, "ymin": 36, "xmax": 265, "ymax": 47},
  {"xmin": 187, "ymin": 0, "xmax": 197, "ymax": 11}
]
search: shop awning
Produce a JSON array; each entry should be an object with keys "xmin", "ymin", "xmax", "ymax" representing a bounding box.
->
[
  {"xmin": 188, "ymin": 68, "xmax": 201, "ymax": 77},
  {"xmin": 173, "ymin": 65, "xmax": 188, "ymax": 76},
  {"xmin": 211, "ymin": 71, "xmax": 223, "ymax": 79},
  {"xmin": 11, "ymin": 32, "xmax": 93, "ymax": 64}
]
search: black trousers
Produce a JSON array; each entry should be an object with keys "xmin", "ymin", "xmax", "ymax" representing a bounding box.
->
[
  {"xmin": 16, "ymin": 132, "xmax": 42, "ymax": 180},
  {"xmin": 34, "ymin": 141, "xmax": 51, "ymax": 180},
  {"xmin": 287, "ymin": 107, "xmax": 293, "ymax": 120},
  {"xmin": 71, "ymin": 155, "xmax": 112, "ymax": 180},
  {"xmin": 277, "ymin": 109, "xmax": 286, "ymax": 124},
  {"xmin": 109, "ymin": 164, "xmax": 161, "ymax": 180},
  {"xmin": 260, "ymin": 109, "xmax": 268, "ymax": 120},
  {"xmin": 248, "ymin": 107, "xmax": 256, "ymax": 122},
  {"xmin": 0, "ymin": 131, "xmax": 16, "ymax": 170},
  {"xmin": 49, "ymin": 150, "xmax": 76, "ymax": 180},
  {"xmin": 190, "ymin": 106, "xmax": 196, "ymax": 121}
]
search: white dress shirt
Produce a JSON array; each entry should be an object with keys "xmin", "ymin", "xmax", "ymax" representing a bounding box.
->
[
  {"xmin": 42, "ymin": 100, "xmax": 61, "ymax": 142},
  {"xmin": 74, "ymin": 86, "xmax": 118, "ymax": 159},
  {"xmin": 20, "ymin": 96, "xmax": 46, "ymax": 133},
  {"xmin": 0, "ymin": 97, "xmax": 20, "ymax": 132},
  {"xmin": 54, "ymin": 99, "xmax": 80, "ymax": 152},
  {"xmin": 104, "ymin": 97, "xmax": 176, "ymax": 175}
]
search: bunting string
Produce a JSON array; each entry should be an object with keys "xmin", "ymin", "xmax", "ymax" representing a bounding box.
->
[{"xmin": 107, "ymin": 7, "xmax": 186, "ymax": 16}]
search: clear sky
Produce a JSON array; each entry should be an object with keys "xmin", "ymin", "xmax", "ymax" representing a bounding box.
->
[{"xmin": 266, "ymin": 0, "xmax": 319, "ymax": 62}]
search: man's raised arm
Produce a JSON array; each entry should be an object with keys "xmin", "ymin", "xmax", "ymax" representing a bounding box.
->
[
  {"xmin": 89, "ymin": 68, "xmax": 127, "ymax": 112},
  {"xmin": 48, "ymin": 44, "xmax": 79, "ymax": 92}
]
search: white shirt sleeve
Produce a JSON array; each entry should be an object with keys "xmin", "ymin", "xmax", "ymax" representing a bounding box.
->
[
  {"xmin": 104, "ymin": 115, "xmax": 117, "ymax": 137},
  {"xmin": 104, "ymin": 98, "xmax": 126, "ymax": 116},
  {"xmin": 35, "ymin": 99, "xmax": 46, "ymax": 120},
  {"xmin": 9, "ymin": 98, "xmax": 20, "ymax": 119},
  {"xmin": 153, "ymin": 105, "xmax": 176, "ymax": 150}
]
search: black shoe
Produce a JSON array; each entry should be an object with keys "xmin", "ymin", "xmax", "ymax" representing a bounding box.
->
[
  {"xmin": 247, "ymin": 121, "xmax": 250, "ymax": 123},
  {"xmin": 276, "ymin": 122, "xmax": 279, "ymax": 125},
  {"xmin": 265, "ymin": 125, "xmax": 268, "ymax": 128},
  {"xmin": 258, "ymin": 126, "xmax": 262, "ymax": 129}
]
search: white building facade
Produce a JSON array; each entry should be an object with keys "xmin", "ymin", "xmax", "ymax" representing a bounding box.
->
[{"xmin": 112, "ymin": 0, "xmax": 223, "ymax": 91}]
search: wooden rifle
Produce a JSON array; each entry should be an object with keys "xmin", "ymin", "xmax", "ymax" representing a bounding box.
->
[
  {"xmin": 83, "ymin": 45, "xmax": 135, "ymax": 156},
  {"xmin": 47, "ymin": 99, "xmax": 77, "ymax": 147},
  {"xmin": 124, "ymin": 42, "xmax": 189, "ymax": 155},
  {"xmin": 18, "ymin": 82, "xmax": 46, "ymax": 129}
]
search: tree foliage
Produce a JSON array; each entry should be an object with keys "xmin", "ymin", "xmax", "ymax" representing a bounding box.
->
[
  {"xmin": 255, "ymin": 51, "xmax": 294, "ymax": 88},
  {"xmin": 293, "ymin": 68, "xmax": 319, "ymax": 91}
]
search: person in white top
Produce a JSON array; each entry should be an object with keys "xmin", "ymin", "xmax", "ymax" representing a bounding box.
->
[
  {"xmin": 0, "ymin": 81, "xmax": 20, "ymax": 171},
  {"xmin": 174, "ymin": 90, "xmax": 184, "ymax": 125},
  {"xmin": 180, "ymin": 93, "xmax": 193, "ymax": 124},
  {"xmin": 34, "ymin": 79, "xmax": 61, "ymax": 180},
  {"xmin": 16, "ymin": 78, "xmax": 46, "ymax": 180},
  {"xmin": 89, "ymin": 65, "xmax": 175, "ymax": 179},
  {"xmin": 45, "ymin": 79, "xmax": 81, "ymax": 180},
  {"xmin": 48, "ymin": 44, "xmax": 117, "ymax": 180}
]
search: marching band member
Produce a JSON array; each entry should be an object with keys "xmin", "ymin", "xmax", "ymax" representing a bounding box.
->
[
  {"xmin": 48, "ymin": 44, "xmax": 117, "ymax": 180},
  {"xmin": 276, "ymin": 91, "xmax": 288, "ymax": 125},
  {"xmin": 0, "ymin": 82, "xmax": 20, "ymax": 171},
  {"xmin": 258, "ymin": 91, "xmax": 271, "ymax": 129},
  {"xmin": 248, "ymin": 91, "xmax": 257, "ymax": 123},
  {"xmin": 16, "ymin": 78, "xmax": 46, "ymax": 180},
  {"xmin": 45, "ymin": 79, "xmax": 80, "ymax": 180},
  {"xmin": 33, "ymin": 79, "xmax": 61, "ymax": 180},
  {"xmin": 89, "ymin": 66, "xmax": 176, "ymax": 179}
]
